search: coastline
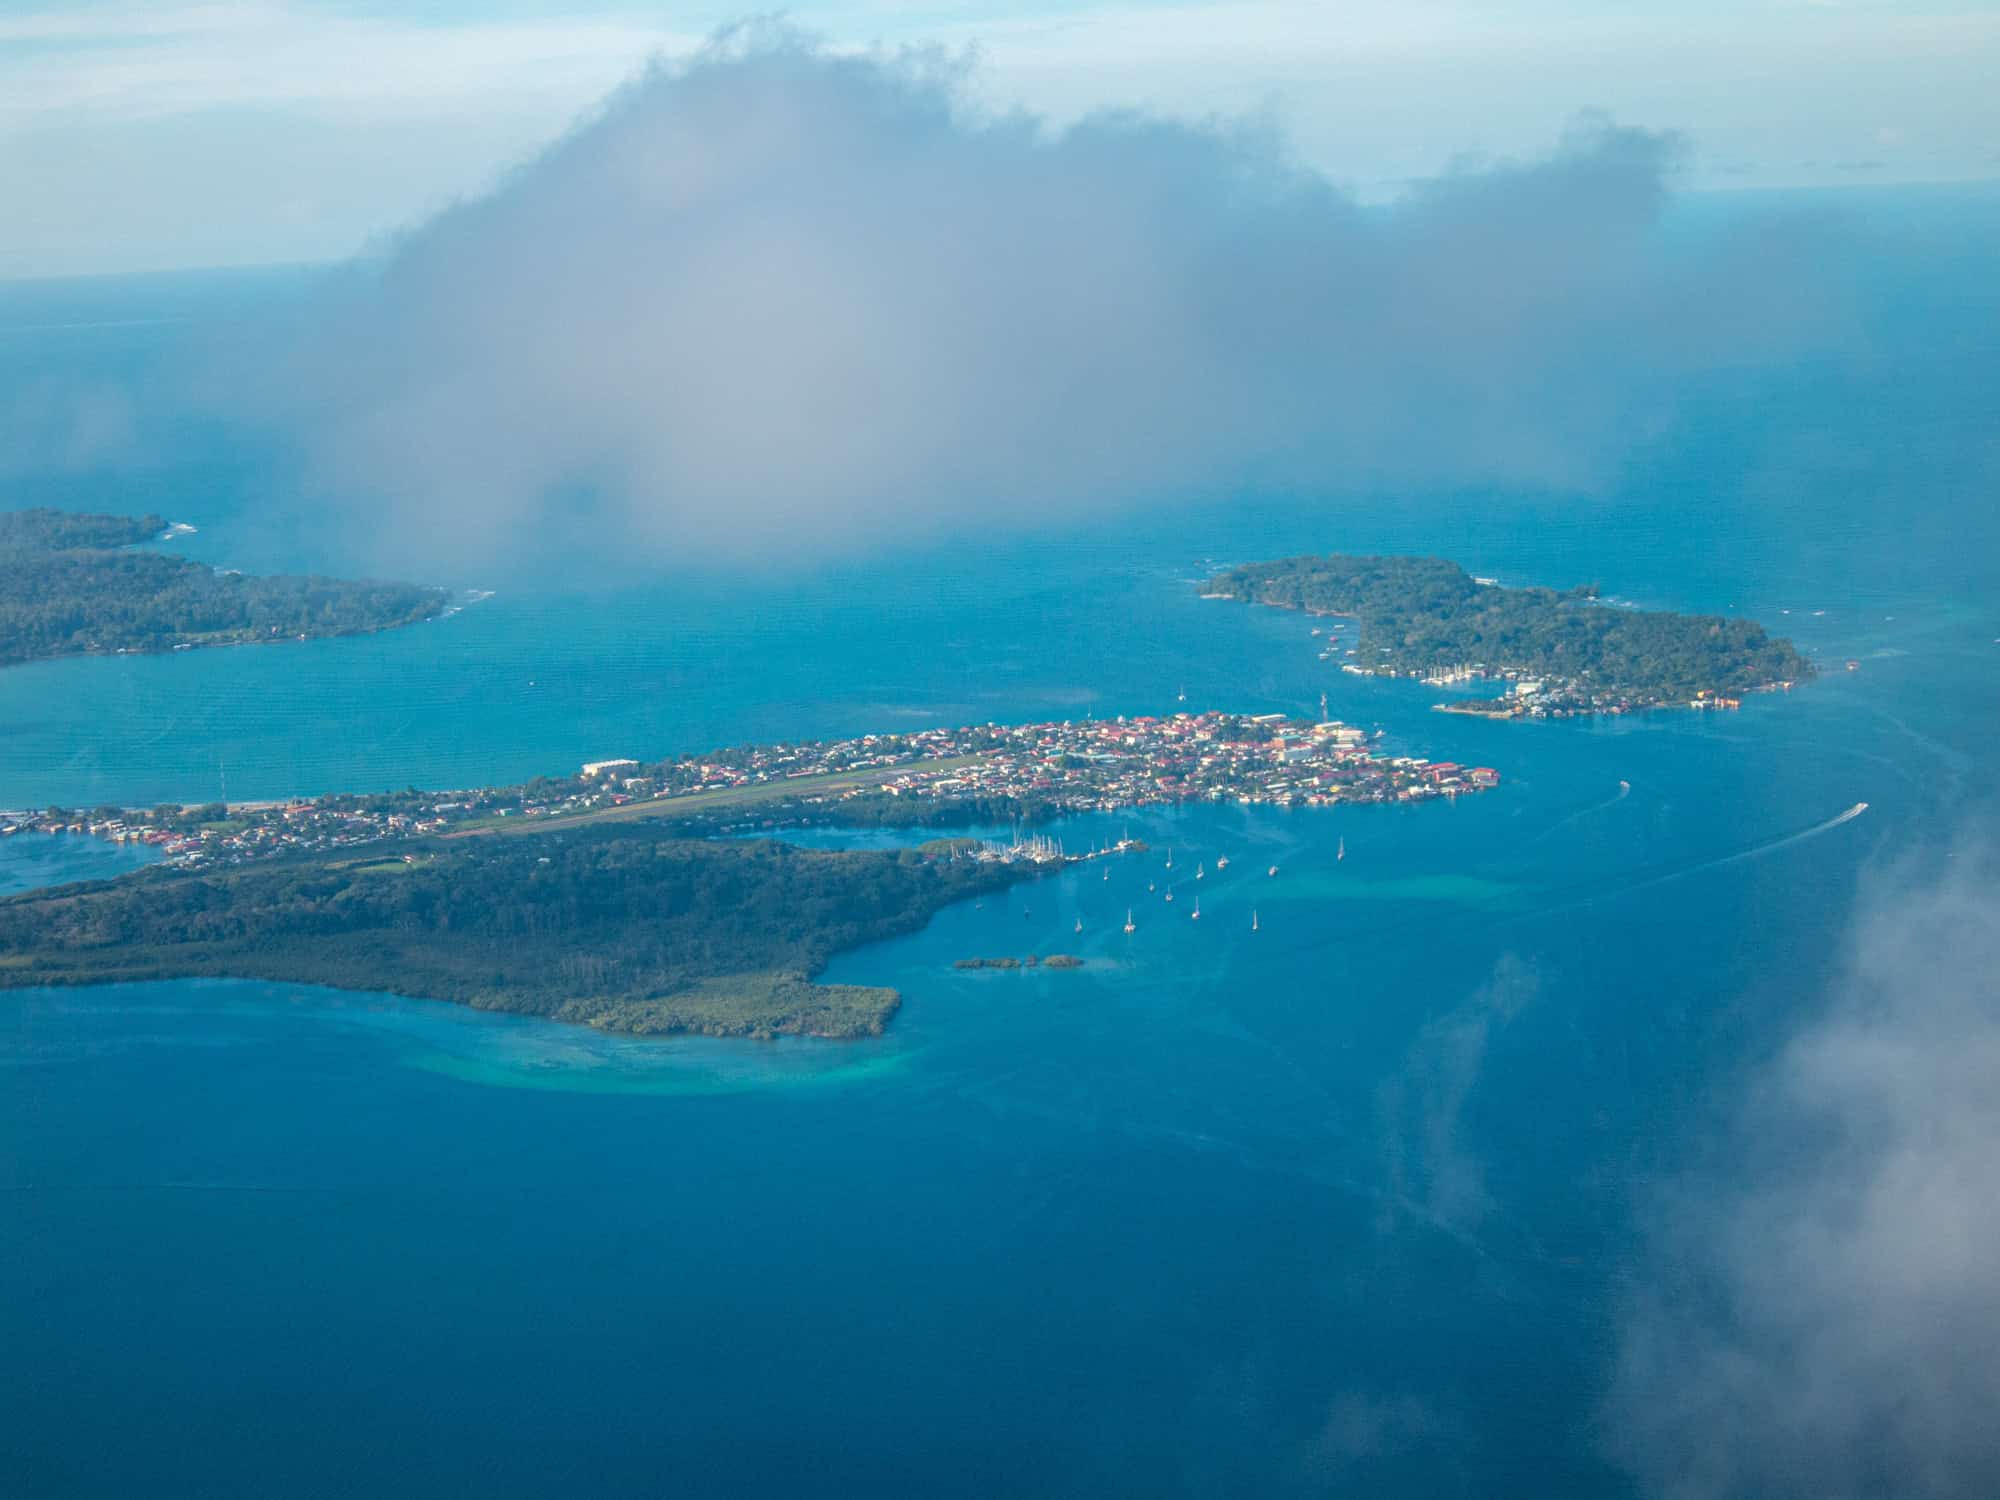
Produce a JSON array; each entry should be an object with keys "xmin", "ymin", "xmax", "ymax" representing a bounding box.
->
[
  {"xmin": 1, "ymin": 505, "xmax": 458, "ymax": 671},
  {"xmin": 0, "ymin": 594, "xmax": 456, "ymax": 672},
  {"xmin": 1201, "ymin": 555, "xmax": 1815, "ymax": 720}
]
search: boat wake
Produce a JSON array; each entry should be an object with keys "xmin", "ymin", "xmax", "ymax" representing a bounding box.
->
[
  {"xmin": 1696, "ymin": 801, "xmax": 1869, "ymax": 876},
  {"xmin": 1558, "ymin": 802, "xmax": 1871, "ymax": 913},
  {"xmin": 1526, "ymin": 778, "xmax": 1633, "ymax": 846}
]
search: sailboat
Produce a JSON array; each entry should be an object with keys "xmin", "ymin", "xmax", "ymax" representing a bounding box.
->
[
  {"xmin": 1190, "ymin": 895, "xmax": 1201, "ymax": 921},
  {"xmin": 1267, "ymin": 864, "xmax": 1279, "ymax": 877},
  {"xmin": 1216, "ymin": 854, "xmax": 1229, "ymax": 871},
  {"xmin": 1196, "ymin": 861, "xmax": 1205, "ymax": 881},
  {"xmin": 1177, "ymin": 685, "xmax": 1187, "ymax": 703},
  {"xmin": 1124, "ymin": 909, "xmax": 1136, "ymax": 933},
  {"xmin": 1164, "ymin": 887, "xmax": 1175, "ymax": 903},
  {"xmin": 1252, "ymin": 909, "xmax": 1259, "ymax": 932},
  {"xmin": 1147, "ymin": 880, "xmax": 1156, "ymax": 893},
  {"xmin": 1164, "ymin": 848, "xmax": 1173, "ymax": 869},
  {"xmin": 1336, "ymin": 836, "xmax": 1345, "ymax": 862},
  {"xmin": 1075, "ymin": 917, "xmax": 1083, "ymax": 934}
]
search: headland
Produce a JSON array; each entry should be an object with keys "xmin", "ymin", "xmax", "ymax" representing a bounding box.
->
[{"xmin": 0, "ymin": 507, "xmax": 450, "ymax": 667}]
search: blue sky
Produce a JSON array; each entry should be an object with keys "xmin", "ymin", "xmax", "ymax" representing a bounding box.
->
[{"xmin": 3, "ymin": 0, "xmax": 1997, "ymax": 277}]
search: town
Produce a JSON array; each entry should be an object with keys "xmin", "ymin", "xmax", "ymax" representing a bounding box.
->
[{"xmin": 2, "ymin": 710, "xmax": 1501, "ymax": 869}]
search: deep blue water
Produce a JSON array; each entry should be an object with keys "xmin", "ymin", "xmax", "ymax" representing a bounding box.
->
[{"xmin": 4, "ymin": 186, "xmax": 1998, "ymax": 1497}]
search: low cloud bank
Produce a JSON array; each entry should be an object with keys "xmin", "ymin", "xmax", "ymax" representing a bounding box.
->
[
  {"xmin": 1609, "ymin": 842, "xmax": 2000, "ymax": 1498},
  {"xmin": 229, "ymin": 29, "xmax": 1837, "ymax": 572}
]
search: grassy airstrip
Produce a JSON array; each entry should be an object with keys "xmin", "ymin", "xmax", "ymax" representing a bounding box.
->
[{"xmin": 450, "ymin": 754, "xmax": 987, "ymax": 837}]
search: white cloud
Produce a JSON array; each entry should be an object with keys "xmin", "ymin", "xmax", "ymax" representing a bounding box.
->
[
  {"xmin": 208, "ymin": 33, "xmax": 1843, "ymax": 574},
  {"xmin": 1609, "ymin": 839, "xmax": 2000, "ymax": 1498},
  {"xmin": 1378, "ymin": 954, "xmax": 1539, "ymax": 1233},
  {"xmin": 4, "ymin": 1, "xmax": 1998, "ymax": 274}
]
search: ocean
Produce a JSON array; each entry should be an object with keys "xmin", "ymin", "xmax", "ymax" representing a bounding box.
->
[{"xmin": 3, "ymin": 185, "xmax": 1997, "ymax": 1497}]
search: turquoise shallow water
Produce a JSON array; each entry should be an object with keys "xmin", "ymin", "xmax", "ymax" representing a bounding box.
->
[{"xmin": 4, "ymin": 191, "xmax": 2000, "ymax": 1497}]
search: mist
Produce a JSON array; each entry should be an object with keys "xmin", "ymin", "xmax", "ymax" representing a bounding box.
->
[
  {"xmin": 1378, "ymin": 953, "xmax": 1539, "ymax": 1235},
  {"xmin": 222, "ymin": 27, "xmax": 1840, "ymax": 576},
  {"xmin": 1608, "ymin": 840, "xmax": 2000, "ymax": 1498}
]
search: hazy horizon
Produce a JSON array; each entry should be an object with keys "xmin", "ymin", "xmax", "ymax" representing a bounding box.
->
[{"xmin": 6, "ymin": 2, "xmax": 2000, "ymax": 279}]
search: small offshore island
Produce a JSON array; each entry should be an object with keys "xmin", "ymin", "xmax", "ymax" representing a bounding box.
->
[
  {"xmin": 0, "ymin": 507, "xmax": 449, "ymax": 667},
  {"xmin": 1204, "ymin": 553, "xmax": 1815, "ymax": 717},
  {"xmin": 1, "ymin": 709, "xmax": 1495, "ymax": 1039}
]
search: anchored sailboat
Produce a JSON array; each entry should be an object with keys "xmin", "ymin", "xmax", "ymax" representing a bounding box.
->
[
  {"xmin": 1196, "ymin": 861, "xmax": 1205, "ymax": 881},
  {"xmin": 1336, "ymin": 836, "xmax": 1345, "ymax": 862},
  {"xmin": 1190, "ymin": 895, "xmax": 1201, "ymax": 921},
  {"xmin": 1252, "ymin": 909, "xmax": 1259, "ymax": 932},
  {"xmin": 1124, "ymin": 909, "xmax": 1136, "ymax": 933}
]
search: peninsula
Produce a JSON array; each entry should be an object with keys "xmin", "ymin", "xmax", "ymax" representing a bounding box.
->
[
  {"xmin": 1203, "ymin": 553, "xmax": 1814, "ymax": 716},
  {"xmin": 0, "ymin": 831, "xmax": 1033, "ymax": 1039},
  {"xmin": 0, "ymin": 507, "xmax": 449, "ymax": 667},
  {"xmin": 11, "ymin": 709, "xmax": 1498, "ymax": 870},
  {"xmin": 1, "ymin": 709, "xmax": 1498, "ymax": 1038}
]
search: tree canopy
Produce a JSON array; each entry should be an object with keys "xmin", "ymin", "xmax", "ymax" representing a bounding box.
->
[
  {"xmin": 0, "ymin": 507, "xmax": 448, "ymax": 667},
  {"xmin": 1206, "ymin": 553, "xmax": 1813, "ymax": 701},
  {"xmin": 0, "ymin": 828, "xmax": 1033, "ymax": 1039}
]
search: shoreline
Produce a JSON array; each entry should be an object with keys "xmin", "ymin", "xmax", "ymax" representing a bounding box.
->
[
  {"xmin": 0, "ymin": 600, "xmax": 455, "ymax": 673},
  {"xmin": 9, "ymin": 708, "xmax": 1502, "ymax": 869}
]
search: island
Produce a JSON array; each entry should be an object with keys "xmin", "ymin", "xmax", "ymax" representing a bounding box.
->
[
  {"xmin": 1202, "ymin": 553, "xmax": 1814, "ymax": 716},
  {"xmin": 1, "ymin": 708, "xmax": 1498, "ymax": 1039},
  {"xmin": 0, "ymin": 507, "xmax": 451, "ymax": 667}
]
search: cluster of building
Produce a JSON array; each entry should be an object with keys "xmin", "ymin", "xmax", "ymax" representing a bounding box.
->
[
  {"xmin": 1418, "ymin": 669, "xmax": 1753, "ymax": 718},
  {"xmin": 0, "ymin": 800, "xmax": 456, "ymax": 866},
  {"xmin": 4, "ymin": 710, "xmax": 1500, "ymax": 870},
  {"xmin": 786, "ymin": 711, "xmax": 1500, "ymax": 814}
]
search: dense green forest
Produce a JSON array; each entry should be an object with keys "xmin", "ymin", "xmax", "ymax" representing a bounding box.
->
[
  {"xmin": 662, "ymin": 790, "xmax": 1051, "ymax": 837},
  {"xmin": 0, "ymin": 507, "xmax": 448, "ymax": 667},
  {"xmin": 0, "ymin": 828, "xmax": 1033, "ymax": 1038},
  {"xmin": 1206, "ymin": 553, "xmax": 1814, "ymax": 702},
  {"xmin": 0, "ymin": 508, "xmax": 164, "ymax": 552}
]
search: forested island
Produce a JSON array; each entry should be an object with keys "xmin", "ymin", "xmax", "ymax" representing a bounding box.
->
[
  {"xmin": 0, "ymin": 829, "xmax": 1036, "ymax": 1039},
  {"xmin": 0, "ymin": 507, "xmax": 449, "ymax": 667},
  {"xmin": 1204, "ymin": 553, "xmax": 1814, "ymax": 716}
]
